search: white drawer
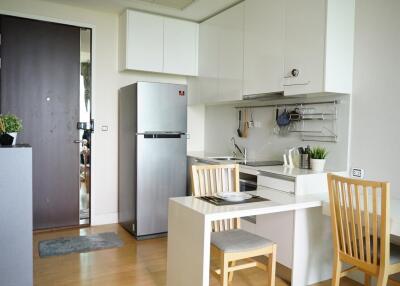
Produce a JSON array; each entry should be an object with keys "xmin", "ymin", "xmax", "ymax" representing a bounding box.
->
[{"xmin": 257, "ymin": 173, "xmax": 295, "ymax": 194}]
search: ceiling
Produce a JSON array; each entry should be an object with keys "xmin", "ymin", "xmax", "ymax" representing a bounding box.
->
[
  {"xmin": 42, "ymin": 0, "xmax": 241, "ymax": 22},
  {"xmin": 139, "ymin": 0, "xmax": 195, "ymax": 10}
]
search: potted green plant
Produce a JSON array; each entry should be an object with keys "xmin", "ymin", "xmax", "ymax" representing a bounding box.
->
[
  {"xmin": 0, "ymin": 114, "xmax": 23, "ymax": 146},
  {"xmin": 0, "ymin": 117, "xmax": 13, "ymax": 146},
  {"xmin": 310, "ymin": 146, "xmax": 328, "ymax": 172}
]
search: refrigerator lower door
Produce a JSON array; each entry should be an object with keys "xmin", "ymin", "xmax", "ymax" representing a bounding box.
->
[{"xmin": 136, "ymin": 134, "xmax": 187, "ymax": 237}]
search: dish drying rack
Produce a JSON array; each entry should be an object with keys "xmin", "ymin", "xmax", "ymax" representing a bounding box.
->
[
  {"xmin": 289, "ymin": 104, "xmax": 338, "ymax": 142},
  {"xmin": 234, "ymin": 99, "xmax": 339, "ymax": 143}
]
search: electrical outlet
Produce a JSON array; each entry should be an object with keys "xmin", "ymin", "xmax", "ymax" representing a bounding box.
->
[{"xmin": 351, "ymin": 168, "xmax": 364, "ymax": 178}]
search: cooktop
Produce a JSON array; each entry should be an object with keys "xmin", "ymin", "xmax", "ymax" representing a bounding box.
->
[{"xmin": 239, "ymin": 161, "xmax": 284, "ymax": 167}]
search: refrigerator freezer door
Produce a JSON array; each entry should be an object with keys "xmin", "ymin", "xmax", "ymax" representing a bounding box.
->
[
  {"xmin": 136, "ymin": 135, "xmax": 187, "ymax": 237},
  {"xmin": 137, "ymin": 82, "xmax": 187, "ymax": 133}
]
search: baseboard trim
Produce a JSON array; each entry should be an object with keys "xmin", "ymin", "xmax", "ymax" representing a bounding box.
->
[
  {"xmin": 276, "ymin": 262, "xmax": 292, "ymax": 283},
  {"xmin": 91, "ymin": 212, "xmax": 118, "ymax": 226}
]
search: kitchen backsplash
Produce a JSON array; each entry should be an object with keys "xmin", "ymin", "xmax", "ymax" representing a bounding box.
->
[{"xmin": 204, "ymin": 95, "xmax": 350, "ymax": 171}]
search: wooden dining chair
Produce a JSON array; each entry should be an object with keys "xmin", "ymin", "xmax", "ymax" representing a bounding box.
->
[
  {"xmin": 191, "ymin": 164, "xmax": 277, "ymax": 286},
  {"xmin": 327, "ymin": 174, "xmax": 400, "ymax": 286}
]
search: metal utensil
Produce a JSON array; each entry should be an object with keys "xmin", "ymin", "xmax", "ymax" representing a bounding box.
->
[
  {"xmin": 237, "ymin": 110, "xmax": 242, "ymax": 137},
  {"xmin": 248, "ymin": 111, "xmax": 254, "ymax": 128},
  {"xmin": 243, "ymin": 109, "xmax": 248, "ymax": 138}
]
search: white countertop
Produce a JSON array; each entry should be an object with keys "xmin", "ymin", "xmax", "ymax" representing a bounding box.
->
[
  {"xmin": 187, "ymin": 151, "xmax": 339, "ymax": 178},
  {"xmin": 242, "ymin": 164, "xmax": 335, "ymax": 177},
  {"xmin": 187, "ymin": 151, "xmax": 222, "ymax": 159},
  {"xmin": 170, "ymin": 187, "xmax": 325, "ymax": 221}
]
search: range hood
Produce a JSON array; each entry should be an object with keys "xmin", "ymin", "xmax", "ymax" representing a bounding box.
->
[{"xmin": 243, "ymin": 92, "xmax": 284, "ymax": 101}]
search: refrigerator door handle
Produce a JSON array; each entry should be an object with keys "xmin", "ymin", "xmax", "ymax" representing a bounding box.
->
[
  {"xmin": 145, "ymin": 134, "xmax": 182, "ymax": 139},
  {"xmin": 136, "ymin": 132, "xmax": 185, "ymax": 139}
]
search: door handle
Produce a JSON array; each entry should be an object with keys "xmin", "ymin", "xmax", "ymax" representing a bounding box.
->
[{"xmin": 73, "ymin": 140, "xmax": 83, "ymax": 143}]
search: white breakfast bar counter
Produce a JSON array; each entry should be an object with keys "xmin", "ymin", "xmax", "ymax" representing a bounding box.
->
[
  {"xmin": 168, "ymin": 154, "xmax": 400, "ymax": 285},
  {"xmin": 167, "ymin": 187, "xmax": 334, "ymax": 286},
  {"xmin": 171, "ymin": 154, "xmax": 347, "ymax": 285}
]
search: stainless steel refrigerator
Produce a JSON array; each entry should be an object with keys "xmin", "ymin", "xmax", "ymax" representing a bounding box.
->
[{"xmin": 118, "ymin": 82, "xmax": 187, "ymax": 239}]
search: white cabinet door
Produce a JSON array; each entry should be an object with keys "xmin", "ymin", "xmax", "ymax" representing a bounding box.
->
[
  {"xmin": 125, "ymin": 10, "xmax": 164, "ymax": 73},
  {"xmin": 195, "ymin": 2, "xmax": 244, "ymax": 104},
  {"xmin": 283, "ymin": 0, "xmax": 327, "ymax": 96},
  {"xmin": 198, "ymin": 16, "xmax": 219, "ymax": 104},
  {"xmin": 283, "ymin": 0, "xmax": 354, "ymax": 96},
  {"xmin": 164, "ymin": 18, "xmax": 198, "ymax": 76},
  {"xmin": 256, "ymin": 212, "xmax": 295, "ymax": 268},
  {"xmin": 243, "ymin": 0, "xmax": 285, "ymax": 96},
  {"xmin": 217, "ymin": 2, "xmax": 244, "ymax": 102}
]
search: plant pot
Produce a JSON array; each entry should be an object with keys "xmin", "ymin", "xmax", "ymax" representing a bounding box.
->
[
  {"xmin": 310, "ymin": 159, "xmax": 326, "ymax": 172},
  {"xmin": 7, "ymin": 132, "xmax": 18, "ymax": 145},
  {"xmin": 0, "ymin": 133, "xmax": 14, "ymax": 146}
]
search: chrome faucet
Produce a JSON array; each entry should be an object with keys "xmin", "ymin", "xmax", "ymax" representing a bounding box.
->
[{"xmin": 230, "ymin": 137, "xmax": 247, "ymax": 161}]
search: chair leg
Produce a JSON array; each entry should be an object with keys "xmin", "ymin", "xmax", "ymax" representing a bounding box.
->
[
  {"xmin": 220, "ymin": 252, "xmax": 229, "ymax": 286},
  {"xmin": 267, "ymin": 245, "xmax": 277, "ymax": 286},
  {"xmin": 228, "ymin": 260, "xmax": 235, "ymax": 282},
  {"xmin": 331, "ymin": 254, "xmax": 341, "ymax": 286},
  {"xmin": 376, "ymin": 269, "xmax": 388, "ymax": 286},
  {"xmin": 365, "ymin": 273, "xmax": 372, "ymax": 286}
]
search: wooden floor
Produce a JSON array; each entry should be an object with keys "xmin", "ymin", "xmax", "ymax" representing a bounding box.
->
[{"xmin": 34, "ymin": 224, "xmax": 361, "ymax": 286}]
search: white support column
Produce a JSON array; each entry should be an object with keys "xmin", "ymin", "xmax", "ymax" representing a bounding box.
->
[
  {"xmin": 291, "ymin": 208, "xmax": 333, "ymax": 285},
  {"xmin": 167, "ymin": 200, "xmax": 211, "ymax": 286}
]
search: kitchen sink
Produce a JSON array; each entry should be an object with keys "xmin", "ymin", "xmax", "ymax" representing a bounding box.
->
[{"xmin": 208, "ymin": 156, "xmax": 241, "ymax": 161}]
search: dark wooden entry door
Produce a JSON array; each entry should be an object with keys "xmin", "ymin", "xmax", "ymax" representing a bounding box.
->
[{"xmin": 0, "ymin": 16, "xmax": 81, "ymax": 230}]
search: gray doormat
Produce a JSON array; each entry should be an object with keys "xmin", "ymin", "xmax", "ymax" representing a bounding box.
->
[{"xmin": 39, "ymin": 232, "xmax": 123, "ymax": 257}]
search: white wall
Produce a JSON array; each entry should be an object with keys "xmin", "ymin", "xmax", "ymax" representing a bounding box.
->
[
  {"xmin": 203, "ymin": 96, "xmax": 350, "ymax": 171},
  {"xmin": 3, "ymin": 0, "xmax": 399, "ymax": 226},
  {"xmin": 0, "ymin": 0, "xmax": 186, "ymax": 225},
  {"xmin": 350, "ymin": 0, "xmax": 400, "ymax": 198},
  {"xmin": 187, "ymin": 105, "xmax": 205, "ymax": 151}
]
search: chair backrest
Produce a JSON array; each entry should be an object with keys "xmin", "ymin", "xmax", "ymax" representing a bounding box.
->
[
  {"xmin": 327, "ymin": 174, "xmax": 390, "ymax": 273},
  {"xmin": 191, "ymin": 164, "xmax": 240, "ymax": 232}
]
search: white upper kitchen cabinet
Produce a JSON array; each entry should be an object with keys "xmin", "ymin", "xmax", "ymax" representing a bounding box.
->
[
  {"xmin": 217, "ymin": 2, "xmax": 244, "ymax": 102},
  {"xmin": 243, "ymin": 0, "xmax": 285, "ymax": 96},
  {"xmin": 190, "ymin": 2, "xmax": 244, "ymax": 105},
  {"xmin": 120, "ymin": 10, "xmax": 199, "ymax": 76},
  {"xmin": 283, "ymin": 0, "xmax": 355, "ymax": 96},
  {"xmin": 120, "ymin": 10, "xmax": 164, "ymax": 73},
  {"xmin": 163, "ymin": 18, "xmax": 198, "ymax": 76},
  {"xmin": 193, "ymin": 15, "xmax": 219, "ymax": 105}
]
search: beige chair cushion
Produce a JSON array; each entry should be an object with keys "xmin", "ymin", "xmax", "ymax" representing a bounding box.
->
[{"xmin": 211, "ymin": 229, "xmax": 274, "ymax": 253}]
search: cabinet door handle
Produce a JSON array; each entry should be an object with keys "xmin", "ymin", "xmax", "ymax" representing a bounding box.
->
[{"xmin": 284, "ymin": 81, "xmax": 311, "ymax": 87}]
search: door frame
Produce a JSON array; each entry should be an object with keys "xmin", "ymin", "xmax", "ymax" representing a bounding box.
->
[{"xmin": 0, "ymin": 9, "xmax": 96, "ymax": 227}]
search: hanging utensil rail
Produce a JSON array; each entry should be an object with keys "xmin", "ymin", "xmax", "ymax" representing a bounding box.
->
[{"xmin": 233, "ymin": 99, "xmax": 340, "ymax": 109}]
